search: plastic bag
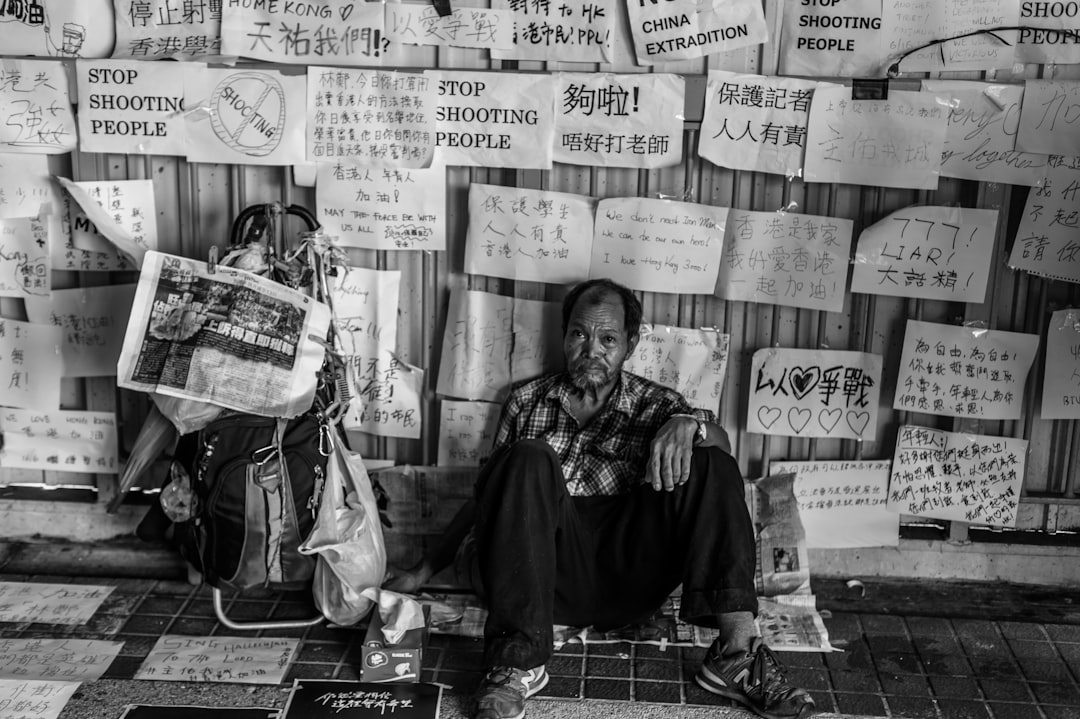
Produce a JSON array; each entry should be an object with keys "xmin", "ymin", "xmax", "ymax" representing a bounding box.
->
[
  {"xmin": 300, "ymin": 440, "xmax": 387, "ymax": 625},
  {"xmin": 151, "ymin": 392, "xmax": 226, "ymax": 435}
]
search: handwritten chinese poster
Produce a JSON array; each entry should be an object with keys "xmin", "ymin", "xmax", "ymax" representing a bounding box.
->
[
  {"xmin": 894, "ymin": 320, "xmax": 1039, "ymax": 420},
  {"xmin": 438, "ymin": 400, "xmax": 501, "ymax": 467},
  {"xmin": 1041, "ymin": 309, "xmax": 1080, "ymax": 420},
  {"xmin": 553, "ymin": 73, "xmax": 684, "ymax": 169},
  {"xmin": 0, "ymin": 409, "xmax": 118, "ymax": 474},
  {"xmin": 778, "ymin": 0, "xmax": 882, "ymax": 77},
  {"xmin": 889, "ymin": 425, "xmax": 1028, "ymax": 527},
  {"xmin": 0, "ymin": 218, "xmax": 49, "ymax": 298},
  {"xmin": 464, "ymin": 183, "xmax": 594, "ymax": 284},
  {"xmin": 771, "ymin": 460, "xmax": 899, "ymax": 549},
  {"xmin": 0, "ymin": 638, "xmax": 122, "ymax": 681},
  {"xmin": 1017, "ymin": 80, "xmax": 1080, "ymax": 157},
  {"xmin": 699, "ymin": 72, "xmax": 836, "ymax": 177},
  {"xmin": 0, "ymin": 679, "xmax": 79, "ymax": 719},
  {"xmin": 510, "ymin": 297, "xmax": 561, "ymax": 383},
  {"xmin": 804, "ymin": 88, "xmax": 948, "ymax": 190},
  {"xmin": 344, "ymin": 352, "xmax": 424, "ymax": 439},
  {"xmin": 65, "ymin": 179, "xmax": 158, "ymax": 261},
  {"xmin": 716, "ymin": 209, "xmax": 853, "ymax": 313},
  {"xmin": 221, "ymin": 1, "xmax": 386, "ymax": 65},
  {"xmin": 48, "ymin": 194, "xmax": 133, "ymax": 272},
  {"xmin": 429, "ymin": 70, "xmax": 554, "ymax": 169},
  {"xmin": 437, "ymin": 288, "xmax": 513, "ymax": 402},
  {"xmin": 387, "ymin": 4, "xmax": 513, "ymax": 50},
  {"xmin": 76, "ymin": 59, "xmax": 187, "ymax": 156},
  {"xmin": 748, "ymin": 348, "xmax": 882, "ymax": 440},
  {"xmin": 329, "ymin": 266, "xmax": 401, "ymax": 353},
  {"xmin": 24, "ymin": 284, "xmax": 137, "ymax": 378},
  {"xmin": 0, "ymin": 59, "xmax": 77, "ymax": 154},
  {"xmin": 884, "ymin": 0, "xmax": 1020, "ymax": 73},
  {"xmin": 1009, "ymin": 176, "xmax": 1080, "ymax": 284},
  {"xmin": 282, "ymin": 680, "xmax": 442, "ymax": 719},
  {"xmin": 308, "ymin": 67, "xmax": 435, "ymax": 168},
  {"xmin": 316, "ymin": 164, "xmax": 445, "ymax": 251},
  {"xmin": 1016, "ymin": 4, "xmax": 1080, "ymax": 64},
  {"xmin": 0, "ymin": 582, "xmax": 113, "ymax": 624},
  {"xmin": 623, "ymin": 324, "xmax": 730, "ymax": 411},
  {"xmin": 0, "ymin": 153, "xmax": 60, "ymax": 220},
  {"xmin": 0, "ymin": 318, "xmax": 62, "ymax": 411},
  {"xmin": 590, "ymin": 197, "xmax": 725, "ymax": 295},
  {"xmin": 852, "ymin": 205, "xmax": 998, "ymax": 303},
  {"xmin": 135, "ymin": 636, "xmax": 298, "ymax": 684},
  {"xmin": 0, "ymin": 0, "xmax": 113, "ymax": 57},
  {"xmin": 113, "ymin": 0, "xmax": 223, "ymax": 60},
  {"xmin": 185, "ymin": 65, "xmax": 307, "ymax": 166},
  {"xmin": 625, "ymin": 0, "xmax": 767, "ymax": 65},
  {"xmin": 491, "ymin": 0, "xmax": 612, "ymax": 63}
]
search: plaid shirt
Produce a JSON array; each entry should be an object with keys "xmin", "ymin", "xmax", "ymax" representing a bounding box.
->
[{"xmin": 491, "ymin": 371, "xmax": 715, "ymax": 497}]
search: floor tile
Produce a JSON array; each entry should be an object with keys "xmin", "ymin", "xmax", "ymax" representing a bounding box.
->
[
  {"xmin": 586, "ymin": 655, "xmax": 631, "ymax": 678},
  {"xmin": 583, "ymin": 677, "xmax": 631, "ymax": 701},
  {"xmin": 936, "ymin": 698, "xmax": 992, "ymax": 719},
  {"xmin": 978, "ymin": 677, "xmax": 1034, "ymax": 702},
  {"xmin": 831, "ymin": 669, "xmax": 882, "ymax": 693},
  {"xmin": 886, "ymin": 695, "xmax": 938, "ymax": 719},
  {"xmin": 880, "ymin": 672, "xmax": 932, "ymax": 696},
  {"xmin": 1029, "ymin": 681, "xmax": 1080, "ymax": 706},
  {"xmin": 834, "ymin": 692, "xmax": 887, "ymax": 716},
  {"xmin": 633, "ymin": 680, "xmax": 682, "ymax": 704},
  {"xmin": 540, "ymin": 676, "xmax": 582, "ymax": 699},
  {"xmin": 986, "ymin": 702, "xmax": 1044, "ymax": 719},
  {"xmin": 929, "ymin": 674, "xmax": 981, "ymax": 699},
  {"xmin": 634, "ymin": 658, "xmax": 680, "ymax": 682}
]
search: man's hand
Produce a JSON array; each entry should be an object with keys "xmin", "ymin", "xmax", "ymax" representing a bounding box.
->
[
  {"xmin": 383, "ymin": 559, "xmax": 434, "ymax": 594},
  {"xmin": 647, "ymin": 415, "xmax": 698, "ymax": 492}
]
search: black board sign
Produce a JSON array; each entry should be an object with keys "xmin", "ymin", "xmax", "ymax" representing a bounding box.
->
[
  {"xmin": 118, "ymin": 706, "xmax": 276, "ymax": 719},
  {"xmin": 281, "ymin": 679, "xmax": 441, "ymax": 719}
]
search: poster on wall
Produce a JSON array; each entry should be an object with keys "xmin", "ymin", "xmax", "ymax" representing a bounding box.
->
[
  {"xmin": 24, "ymin": 284, "xmax": 137, "ymax": 378},
  {"xmin": 0, "ymin": 0, "xmax": 114, "ymax": 58},
  {"xmin": 491, "ymin": 0, "xmax": 613, "ymax": 63},
  {"xmin": 622, "ymin": 324, "xmax": 730, "ymax": 412},
  {"xmin": 386, "ymin": 4, "xmax": 514, "ymax": 51},
  {"xmin": 624, "ymin": 0, "xmax": 767, "ymax": 66},
  {"xmin": 0, "ymin": 59, "xmax": 77, "ymax": 155},
  {"xmin": 0, "ymin": 218, "xmax": 50, "ymax": 298},
  {"xmin": 438, "ymin": 400, "xmax": 500, "ymax": 467},
  {"xmin": 112, "ymin": 0, "xmax": 223, "ymax": 60},
  {"xmin": 0, "ymin": 409, "xmax": 119, "ymax": 474},
  {"xmin": 1016, "ymin": 4, "xmax": 1080, "ymax": 64},
  {"xmin": 1016, "ymin": 80, "xmax": 1080, "ymax": 157},
  {"xmin": 1041, "ymin": 309, "xmax": 1080, "ymax": 420},
  {"xmin": 1009, "ymin": 174, "xmax": 1080, "ymax": 285},
  {"xmin": 436, "ymin": 288, "xmax": 513, "ymax": 403},
  {"xmin": 0, "ymin": 318, "xmax": 63, "ymax": 411},
  {"xmin": 883, "ymin": 0, "xmax": 1020, "ymax": 73},
  {"xmin": 510, "ymin": 297, "xmax": 561, "ymax": 383},
  {"xmin": 61, "ymin": 178, "xmax": 158, "ymax": 266},
  {"xmin": 778, "ymin": 0, "xmax": 883, "ymax": 77},
  {"xmin": 0, "ymin": 153, "xmax": 62, "ymax": 220}
]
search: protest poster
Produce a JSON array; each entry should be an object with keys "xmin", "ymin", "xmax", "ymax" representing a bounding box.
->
[
  {"xmin": 1017, "ymin": 80, "xmax": 1080, "ymax": 157},
  {"xmin": 0, "ymin": 59, "xmax": 76, "ymax": 154},
  {"xmin": 804, "ymin": 88, "xmax": 949, "ymax": 191},
  {"xmin": 220, "ymin": 1, "xmax": 386, "ymax": 66},
  {"xmin": 464, "ymin": 183, "xmax": 594, "ymax": 284},
  {"xmin": 778, "ymin": 0, "xmax": 883, "ymax": 77},
  {"xmin": 590, "ymin": 197, "xmax": 725, "ymax": 295},
  {"xmin": 135, "ymin": 636, "xmax": 298, "ymax": 684},
  {"xmin": 0, "ymin": 409, "xmax": 118, "ymax": 475},
  {"xmin": 553, "ymin": 73, "xmax": 684, "ymax": 169},
  {"xmin": 436, "ymin": 288, "xmax": 513, "ymax": 403},
  {"xmin": 387, "ymin": 4, "xmax": 513, "ymax": 51},
  {"xmin": 1041, "ymin": 309, "xmax": 1080, "ymax": 420},
  {"xmin": 623, "ymin": 323, "xmax": 730, "ymax": 411},
  {"xmin": 316, "ymin": 164, "xmax": 445, "ymax": 251},
  {"xmin": 771, "ymin": 460, "xmax": 899, "ymax": 549},
  {"xmin": 48, "ymin": 194, "xmax": 134, "ymax": 272},
  {"xmin": 117, "ymin": 251, "xmax": 331, "ymax": 419},
  {"xmin": 0, "ymin": 318, "xmax": 62, "ymax": 411},
  {"xmin": 750, "ymin": 473, "xmax": 811, "ymax": 597},
  {"xmin": 438, "ymin": 400, "xmax": 501, "ymax": 467},
  {"xmin": 883, "ymin": 0, "xmax": 1020, "ymax": 73},
  {"xmin": 24, "ymin": 284, "xmax": 137, "ymax": 378},
  {"xmin": 62, "ymin": 178, "xmax": 157, "ymax": 261},
  {"xmin": 716, "ymin": 209, "xmax": 853, "ymax": 314},
  {"xmin": 491, "ymin": 0, "xmax": 612, "ymax": 63},
  {"xmin": 0, "ymin": 218, "xmax": 49, "ymax": 298},
  {"xmin": 922, "ymin": 80, "xmax": 1049, "ymax": 187},
  {"xmin": 112, "ymin": 0, "xmax": 223, "ymax": 60},
  {"xmin": 281, "ymin": 679, "xmax": 442, "ymax": 719},
  {"xmin": 510, "ymin": 297, "xmax": 561, "ymax": 383},
  {"xmin": 328, "ymin": 266, "xmax": 401, "ymax": 353},
  {"xmin": 0, "ymin": 638, "xmax": 122, "ymax": 682},
  {"xmin": 748, "ymin": 348, "xmax": 882, "ymax": 440},
  {"xmin": 429, "ymin": 70, "xmax": 554, "ymax": 170},
  {"xmin": 76, "ymin": 59, "xmax": 187, "ymax": 156},
  {"xmin": 851, "ymin": 206, "xmax": 999, "ymax": 303},
  {"xmin": 1009, "ymin": 172, "xmax": 1080, "ymax": 284},
  {"xmin": 624, "ymin": 0, "xmax": 767, "ymax": 66},
  {"xmin": 0, "ymin": 582, "xmax": 113, "ymax": 625},
  {"xmin": 307, "ymin": 67, "xmax": 435, "ymax": 168},
  {"xmin": 184, "ymin": 65, "xmax": 307, "ymax": 166},
  {"xmin": 889, "ymin": 424, "xmax": 1027, "ymax": 527},
  {"xmin": 699, "ymin": 71, "xmax": 837, "ymax": 177},
  {"xmin": 0, "ymin": 679, "xmax": 79, "ymax": 719},
  {"xmin": 343, "ymin": 352, "xmax": 424, "ymax": 439},
  {"xmin": 0, "ymin": 153, "xmax": 61, "ymax": 220},
  {"xmin": 1016, "ymin": 3, "xmax": 1080, "ymax": 64},
  {"xmin": 894, "ymin": 320, "xmax": 1039, "ymax": 420},
  {"xmin": 0, "ymin": 0, "xmax": 114, "ymax": 58}
]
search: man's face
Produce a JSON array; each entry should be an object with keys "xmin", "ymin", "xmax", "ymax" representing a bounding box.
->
[{"xmin": 563, "ymin": 294, "xmax": 638, "ymax": 392}]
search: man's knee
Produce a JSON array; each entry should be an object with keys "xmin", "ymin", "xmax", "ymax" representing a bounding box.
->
[
  {"xmin": 478, "ymin": 439, "xmax": 563, "ymax": 497},
  {"xmin": 688, "ymin": 446, "xmax": 745, "ymax": 496}
]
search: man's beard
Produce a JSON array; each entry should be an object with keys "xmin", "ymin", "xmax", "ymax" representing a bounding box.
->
[{"xmin": 568, "ymin": 358, "xmax": 614, "ymax": 391}]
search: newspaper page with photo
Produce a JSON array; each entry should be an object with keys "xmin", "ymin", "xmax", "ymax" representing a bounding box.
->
[{"xmin": 117, "ymin": 251, "xmax": 331, "ymax": 418}]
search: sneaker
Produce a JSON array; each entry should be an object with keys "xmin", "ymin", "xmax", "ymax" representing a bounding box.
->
[
  {"xmin": 696, "ymin": 637, "xmax": 815, "ymax": 719},
  {"xmin": 473, "ymin": 665, "xmax": 549, "ymax": 719}
]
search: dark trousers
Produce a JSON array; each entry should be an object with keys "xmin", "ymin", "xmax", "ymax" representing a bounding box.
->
[{"xmin": 472, "ymin": 439, "xmax": 758, "ymax": 670}]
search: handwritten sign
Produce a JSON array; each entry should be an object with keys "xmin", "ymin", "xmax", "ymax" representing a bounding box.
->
[
  {"xmin": 889, "ymin": 425, "xmax": 1028, "ymax": 527},
  {"xmin": 0, "ymin": 153, "xmax": 60, "ymax": 220},
  {"xmin": 387, "ymin": 4, "xmax": 513, "ymax": 50},
  {"xmin": 308, "ymin": 67, "xmax": 435, "ymax": 168},
  {"xmin": 884, "ymin": 0, "xmax": 1019, "ymax": 72},
  {"xmin": 63, "ymin": 178, "xmax": 157, "ymax": 264},
  {"xmin": 429, "ymin": 70, "xmax": 554, "ymax": 169},
  {"xmin": 0, "ymin": 218, "xmax": 49, "ymax": 298},
  {"xmin": 1009, "ymin": 174, "xmax": 1080, "ymax": 284},
  {"xmin": 1017, "ymin": 3, "xmax": 1080, "ymax": 64},
  {"xmin": 0, "ymin": 638, "xmax": 122, "ymax": 681},
  {"xmin": 553, "ymin": 73, "xmax": 683, "ymax": 169},
  {"xmin": 438, "ymin": 400, "xmax": 500, "ymax": 467},
  {"xmin": 894, "ymin": 320, "xmax": 1039, "ymax": 420},
  {"xmin": 436, "ymin": 288, "xmax": 512, "ymax": 402},
  {"xmin": 1041, "ymin": 309, "xmax": 1080, "ymax": 420},
  {"xmin": 852, "ymin": 206, "xmax": 998, "ymax": 303},
  {"xmin": 510, "ymin": 297, "xmax": 561, "ymax": 383},
  {"xmin": 24, "ymin": 283, "xmax": 136, "ymax": 378},
  {"xmin": 0, "ymin": 409, "xmax": 118, "ymax": 474},
  {"xmin": 135, "ymin": 635, "xmax": 298, "ymax": 684},
  {"xmin": 464, "ymin": 183, "xmax": 594, "ymax": 284},
  {"xmin": 771, "ymin": 460, "xmax": 899, "ymax": 549},
  {"xmin": 590, "ymin": 197, "xmax": 725, "ymax": 295},
  {"xmin": 1017, "ymin": 80, "xmax": 1080, "ymax": 157},
  {"xmin": 748, "ymin": 348, "xmax": 882, "ymax": 440},
  {"xmin": 48, "ymin": 194, "xmax": 133, "ymax": 272},
  {"xmin": 280, "ymin": 679, "xmax": 441, "ymax": 719},
  {"xmin": 0, "ymin": 0, "xmax": 114, "ymax": 58},
  {"xmin": 329, "ymin": 266, "xmax": 401, "ymax": 355},
  {"xmin": 716, "ymin": 209, "xmax": 853, "ymax": 313},
  {"xmin": 778, "ymin": 0, "xmax": 882, "ymax": 77},
  {"xmin": 805, "ymin": 87, "xmax": 948, "ymax": 190},
  {"xmin": 317, "ymin": 164, "xmax": 445, "ymax": 251},
  {"xmin": 0, "ymin": 319, "xmax": 62, "ymax": 411},
  {"xmin": 345, "ymin": 353, "xmax": 424, "ymax": 440},
  {"xmin": 221, "ymin": 1, "xmax": 386, "ymax": 65},
  {"xmin": 0, "ymin": 59, "xmax": 76, "ymax": 154},
  {"xmin": 491, "ymin": 0, "xmax": 612, "ymax": 63},
  {"xmin": 113, "ymin": 0, "xmax": 222, "ymax": 60},
  {"xmin": 0, "ymin": 679, "xmax": 79, "ymax": 719},
  {"xmin": 76, "ymin": 59, "xmax": 186, "ymax": 156},
  {"xmin": 625, "ymin": 0, "xmax": 767, "ymax": 65},
  {"xmin": 0, "ymin": 582, "xmax": 113, "ymax": 625},
  {"xmin": 623, "ymin": 323, "xmax": 730, "ymax": 411}
]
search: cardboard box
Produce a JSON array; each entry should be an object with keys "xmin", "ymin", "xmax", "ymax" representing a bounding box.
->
[{"xmin": 360, "ymin": 604, "xmax": 429, "ymax": 683}]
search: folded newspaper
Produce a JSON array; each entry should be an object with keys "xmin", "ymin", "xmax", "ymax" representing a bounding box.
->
[{"xmin": 118, "ymin": 251, "xmax": 331, "ymax": 419}]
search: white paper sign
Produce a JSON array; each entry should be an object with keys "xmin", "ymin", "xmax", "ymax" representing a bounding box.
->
[
  {"xmin": 491, "ymin": 0, "xmax": 613, "ymax": 63},
  {"xmin": 62, "ymin": 178, "xmax": 157, "ymax": 265},
  {"xmin": 0, "ymin": 0, "xmax": 114, "ymax": 58},
  {"xmin": 884, "ymin": 0, "xmax": 1020, "ymax": 73},
  {"xmin": 112, "ymin": 0, "xmax": 223, "ymax": 60},
  {"xmin": 0, "ymin": 319, "xmax": 62, "ymax": 411},
  {"xmin": 387, "ymin": 4, "xmax": 513, "ymax": 50},
  {"xmin": 625, "ymin": 0, "xmax": 767, "ymax": 65},
  {"xmin": 135, "ymin": 636, "xmax": 298, "ymax": 684},
  {"xmin": 510, "ymin": 297, "xmax": 562, "ymax": 384},
  {"xmin": 0, "ymin": 218, "xmax": 49, "ymax": 298},
  {"xmin": 0, "ymin": 409, "xmax": 118, "ymax": 474},
  {"xmin": 0, "ymin": 638, "xmax": 122, "ymax": 682},
  {"xmin": 48, "ymin": 194, "xmax": 134, "ymax": 272},
  {"xmin": 1041, "ymin": 309, "xmax": 1080, "ymax": 420},
  {"xmin": 345, "ymin": 352, "xmax": 424, "ymax": 439},
  {"xmin": 438, "ymin": 400, "xmax": 501, "ymax": 467},
  {"xmin": 221, "ymin": 1, "xmax": 386, "ymax": 65},
  {"xmin": 437, "ymin": 288, "xmax": 513, "ymax": 402},
  {"xmin": 24, "ymin": 284, "xmax": 137, "ymax": 378},
  {"xmin": 0, "ymin": 582, "xmax": 113, "ymax": 625},
  {"xmin": 0, "ymin": 59, "xmax": 76, "ymax": 154},
  {"xmin": 1010, "ymin": 179, "xmax": 1080, "ymax": 284},
  {"xmin": 623, "ymin": 323, "xmax": 730, "ymax": 412},
  {"xmin": 0, "ymin": 154, "xmax": 60, "ymax": 220},
  {"xmin": 0, "ymin": 679, "xmax": 79, "ymax": 719},
  {"xmin": 1017, "ymin": 80, "xmax": 1080, "ymax": 157},
  {"xmin": 778, "ymin": 0, "xmax": 883, "ymax": 77},
  {"xmin": 1016, "ymin": 4, "xmax": 1080, "ymax": 65}
]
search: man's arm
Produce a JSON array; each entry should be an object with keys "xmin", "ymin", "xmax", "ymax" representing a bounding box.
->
[{"xmin": 647, "ymin": 409, "xmax": 731, "ymax": 492}]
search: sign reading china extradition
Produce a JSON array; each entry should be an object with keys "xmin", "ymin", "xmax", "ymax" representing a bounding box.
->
[{"xmin": 625, "ymin": 0, "xmax": 767, "ymax": 65}]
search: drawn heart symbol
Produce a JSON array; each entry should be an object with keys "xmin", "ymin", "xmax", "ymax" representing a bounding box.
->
[
  {"xmin": 818, "ymin": 408, "xmax": 842, "ymax": 433},
  {"xmin": 788, "ymin": 408, "xmax": 812, "ymax": 434},
  {"xmin": 846, "ymin": 411, "xmax": 871, "ymax": 436},
  {"xmin": 757, "ymin": 407, "xmax": 782, "ymax": 429},
  {"xmin": 788, "ymin": 366, "xmax": 820, "ymax": 400},
  {"xmin": 340, "ymin": 3, "xmax": 355, "ymax": 21}
]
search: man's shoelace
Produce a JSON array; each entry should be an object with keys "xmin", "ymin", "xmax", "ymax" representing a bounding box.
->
[{"xmin": 748, "ymin": 643, "xmax": 795, "ymax": 698}]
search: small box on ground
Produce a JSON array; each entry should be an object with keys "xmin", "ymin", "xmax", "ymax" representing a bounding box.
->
[{"xmin": 361, "ymin": 604, "xmax": 430, "ymax": 683}]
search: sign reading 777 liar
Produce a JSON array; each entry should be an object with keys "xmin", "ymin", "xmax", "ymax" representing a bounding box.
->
[{"xmin": 748, "ymin": 348, "xmax": 883, "ymax": 439}]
